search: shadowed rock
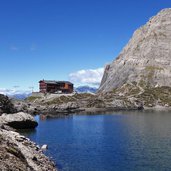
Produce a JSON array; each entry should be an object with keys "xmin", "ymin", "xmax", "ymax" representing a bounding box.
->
[
  {"xmin": 0, "ymin": 112, "xmax": 38, "ymax": 129},
  {"xmin": 0, "ymin": 94, "xmax": 16, "ymax": 114}
]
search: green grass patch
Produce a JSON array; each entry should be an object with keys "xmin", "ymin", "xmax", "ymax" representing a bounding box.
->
[
  {"xmin": 44, "ymin": 93, "xmax": 94, "ymax": 105},
  {"xmin": 26, "ymin": 96, "xmax": 41, "ymax": 102},
  {"xmin": 138, "ymin": 86, "xmax": 171, "ymax": 106}
]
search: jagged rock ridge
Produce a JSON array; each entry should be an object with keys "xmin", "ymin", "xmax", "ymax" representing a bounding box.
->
[{"xmin": 99, "ymin": 8, "xmax": 171, "ymax": 93}]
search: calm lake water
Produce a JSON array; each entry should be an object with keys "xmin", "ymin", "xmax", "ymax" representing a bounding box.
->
[{"xmin": 21, "ymin": 111, "xmax": 171, "ymax": 171}]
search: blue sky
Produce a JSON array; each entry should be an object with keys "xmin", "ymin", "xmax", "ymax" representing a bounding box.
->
[{"xmin": 0, "ymin": 0, "xmax": 171, "ymax": 92}]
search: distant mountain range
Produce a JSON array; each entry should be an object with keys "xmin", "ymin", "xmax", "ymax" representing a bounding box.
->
[
  {"xmin": 0, "ymin": 86, "xmax": 98, "ymax": 100},
  {"xmin": 9, "ymin": 93, "xmax": 31, "ymax": 100},
  {"xmin": 75, "ymin": 86, "xmax": 98, "ymax": 93},
  {"xmin": 0, "ymin": 89, "xmax": 31, "ymax": 100}
]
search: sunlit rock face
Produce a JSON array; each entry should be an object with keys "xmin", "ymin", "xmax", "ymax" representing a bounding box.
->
[{"xmin": 99, "ymin": 9, "xmax": 171, "ymax": 93}]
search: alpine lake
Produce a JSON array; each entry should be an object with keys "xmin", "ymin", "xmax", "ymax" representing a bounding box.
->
[{"xmin": 20, "ymin": 110, "xmax": 171, "ymax": 171}]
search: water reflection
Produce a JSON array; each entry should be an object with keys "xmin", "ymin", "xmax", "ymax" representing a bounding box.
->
[{"xmin": 19, "ymin": 128, "xmax": 37, "ymax": 137}]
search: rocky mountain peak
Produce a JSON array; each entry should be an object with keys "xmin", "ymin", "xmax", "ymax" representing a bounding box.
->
[{"xmin": 99, "ymin": 8, "xmax": 171, "ymax": 93}]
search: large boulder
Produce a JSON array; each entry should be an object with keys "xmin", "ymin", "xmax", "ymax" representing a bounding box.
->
[{"xmin": 0, "ymin": 112, "xmax": 38, "ymax": 129}]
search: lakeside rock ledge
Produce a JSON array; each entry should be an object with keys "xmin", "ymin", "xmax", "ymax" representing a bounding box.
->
[
  {"xmin": 0, "ymin": 128, "xmax": 57, "ymax": 171},
  {"xmin": 0, "ymin": 111, "xmax": 57, "ymax": 170},
  {"xmin": 0, "ymin": 112, "xmax": 38, "ymax": 129}
]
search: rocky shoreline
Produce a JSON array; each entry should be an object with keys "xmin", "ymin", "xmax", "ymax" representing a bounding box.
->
[
  {"xmin": 11, "ymin": 90, "xmax": 171, "ymax": 118},
  {"xmin": 0, "ymin": 95, "xmax": 57, "ymax": 171},
  {"xmin": 0, "ymin": 128, "xmax": 57, "ymax": 171},
  {"xmin": 12, "ymin": 92, "xmax": 144, "ymax": 115}
]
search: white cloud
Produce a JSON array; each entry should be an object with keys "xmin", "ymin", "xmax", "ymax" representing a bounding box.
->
[
  {"xmin": 0, "ymin": 88, "xmax": 31, "ymax": 96},
  {"xmin": 69, "ymin": 67, "xmax": 104, "ymax": 87}
]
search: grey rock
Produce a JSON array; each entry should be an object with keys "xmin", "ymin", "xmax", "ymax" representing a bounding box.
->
[
  {"xmin": 13, "ymin": 100, "xmax": 44, "ymax": 114},
  {"xmin": 0, "ymin": 128, "xmax": 57, "ymax": 171},
  {"xmin": 0, "ymin": 112, "xmax": 38, "ymax": 129},
  {"xmin": 41, "ymin": 144, "xmax": 48, "ymax": 150},
  {"xmin": 59, "ymin": 102, "xmax": 79, "ymax": 110}
]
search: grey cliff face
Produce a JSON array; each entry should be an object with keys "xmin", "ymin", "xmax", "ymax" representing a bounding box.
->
[{"xmin": 99, "ymin": 8, "xmax": 171, "ymax": 92}]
